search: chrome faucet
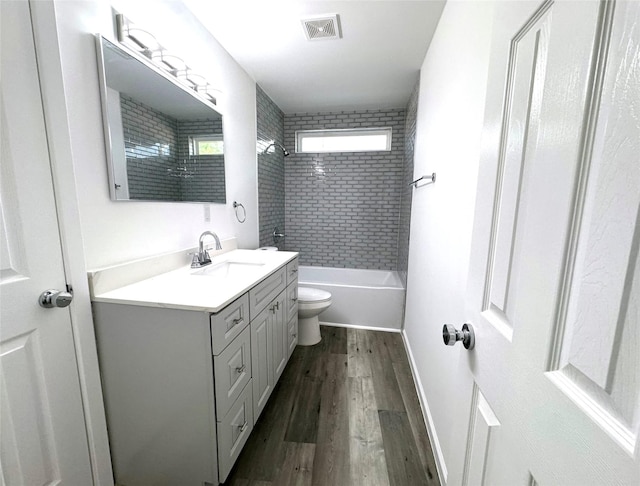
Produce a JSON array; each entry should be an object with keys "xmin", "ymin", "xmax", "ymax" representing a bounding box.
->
[
  {"xmin": 273, "ymin": 226, "xmax": 286, "ymax": 244},
  {"xmin": 191, "ymin": 231, "xmax": 222, "ymax": 268}
]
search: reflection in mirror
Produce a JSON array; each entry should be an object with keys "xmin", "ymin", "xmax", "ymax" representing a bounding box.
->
[{"xmin": 96, "ymin": 36, "xmax": 226, "ymax": 203}]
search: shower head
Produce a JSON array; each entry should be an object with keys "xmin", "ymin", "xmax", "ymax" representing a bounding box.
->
[{"xmin": 263, "ymin": 141, "xmax": 290, "ymax": 157}]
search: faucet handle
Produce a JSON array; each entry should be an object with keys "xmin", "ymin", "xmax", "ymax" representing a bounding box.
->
[{"xmin": 190, "ymin": 253, "xmax": 200, "ymax": 268}]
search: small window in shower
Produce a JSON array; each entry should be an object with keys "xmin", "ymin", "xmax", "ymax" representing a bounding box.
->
[
  {"xmin": 295, "ymin": 127, "xmax": 392, "ymax": 153},
  {"xmin": 190, "ymin": 134, "xmax": 224, "ymax": 155}
]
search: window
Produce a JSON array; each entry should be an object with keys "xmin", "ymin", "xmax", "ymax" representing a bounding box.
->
[
  {"xmin": 295, "ymin": 128, "xmax": 392, "ymax": 153},
  {"xmin": 190, "ymin": 135, "xmax": 224, "ymax": 155}
]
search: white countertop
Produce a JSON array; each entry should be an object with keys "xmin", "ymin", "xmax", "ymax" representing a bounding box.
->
[{"xmin": 90, "ymin": 249, "xmax": 298, "ymax": 313}]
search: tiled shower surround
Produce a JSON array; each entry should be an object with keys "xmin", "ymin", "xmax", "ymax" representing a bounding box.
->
[
  {"xmin": 284, "ymin": 109, "xmax": 406, "ymax": 269},
  {"xmin": 398, "ymin": 80, "xmax": 419, "ymax": 285},
  {"xmin": 120, "ymin": 95, "xmax": 225, "ymax": 202},
  {"xmin": 256, "ymin": 85, "xmax": 286, "ymax": 250},
  {"xmin": 121, "ymin": 95, "xmax": 180, "ymax": 200}
]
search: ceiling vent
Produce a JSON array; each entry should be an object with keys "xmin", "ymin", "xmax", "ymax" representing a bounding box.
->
[{"xmin": 301, "ymin": 14, "xmax": 342, "ymax": 41}]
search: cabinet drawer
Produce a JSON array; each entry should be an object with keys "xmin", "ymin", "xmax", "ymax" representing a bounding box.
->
[
  {"xmin": 217, "ymin": 381, "xmax": 253, "ymax": 483},
  {"xmin": 286, "ymin": 258, "xmax": 299, "ymax": 285},
  {"xmin": 214, "ymin": 326, "xmax": 251, "ymax": 418},
  {"xmin": 286, "ymin": 281, "xmax": 298, "ymax": 322},
  {"xmin": 287, "ymin": 313, "xmax": 298, "ymax": 358},
  {"xmin": 210, "ymin": 293, "xmax": 250, "ymax": 355},
  {"xmin": 249, "ymin": 267, "xmax": 286, "ymax": 319}
]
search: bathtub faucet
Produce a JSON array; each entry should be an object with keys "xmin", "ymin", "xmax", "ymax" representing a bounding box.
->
[
  {"xmin": 273, "ymin": 226, "xmax": 286, "ymax": 244},
  {"xmin": 191, "ymin": 231, "xmax": 222, "ymax": 268}
]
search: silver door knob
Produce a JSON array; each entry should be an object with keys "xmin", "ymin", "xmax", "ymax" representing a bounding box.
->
[
  {"xmin": 39, "ymin": 289, "xmax": 73, "ymax": 308},
  {"xmin": 442, "ymin": 323, "xmax": 475, "ymax": 350}
]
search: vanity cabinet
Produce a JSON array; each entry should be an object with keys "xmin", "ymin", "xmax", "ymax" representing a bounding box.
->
[{"xmin": 92, "ymin": 256, "xmax": 298, "ymax": 486}]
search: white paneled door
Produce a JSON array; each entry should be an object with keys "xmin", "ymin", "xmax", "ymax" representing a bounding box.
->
[
  {"xmin": 0, "ymin": 1, "xmax": 93, "ymax": 484},
  {"xmin": 451, "ymin": 1, "xmax": 640, "ymax": 484}
]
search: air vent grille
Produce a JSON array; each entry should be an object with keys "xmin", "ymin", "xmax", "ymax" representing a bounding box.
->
[{"xmin": 301, "ymin": 14, "xmax": 342, "ymax": 41}]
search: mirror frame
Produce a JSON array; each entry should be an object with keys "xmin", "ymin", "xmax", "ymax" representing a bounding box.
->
[{"xmin": 95, "ymin": 34, "xmax": 226, "ymax": 203}]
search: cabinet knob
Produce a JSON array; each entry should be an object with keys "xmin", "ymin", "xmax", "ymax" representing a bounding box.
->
[{"xmin": 235, "ymin": 364, "xmax": 246, "ymax": 374}]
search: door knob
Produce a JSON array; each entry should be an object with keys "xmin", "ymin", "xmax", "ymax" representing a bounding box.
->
[
  {"xmin": 39, "ymin": 289, "xmax": 73, "ymax": 308},
  {"xmin": 442, "ymin": 323, "xmax": 475, "ymax": 350}
]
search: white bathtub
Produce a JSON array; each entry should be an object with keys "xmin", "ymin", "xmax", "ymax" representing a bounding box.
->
[{"xmin": 298, "ymin": 266, "xmax": 406, "ymax": 331}]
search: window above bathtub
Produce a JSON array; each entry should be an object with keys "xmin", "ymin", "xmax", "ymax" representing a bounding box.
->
[
  {"xmin": 295, "ymin": 127, "xmax": 392, "ymax": 153},
  {"xmin": 190, "ymin": 134, "xmax": 224, "ymax": 156}
]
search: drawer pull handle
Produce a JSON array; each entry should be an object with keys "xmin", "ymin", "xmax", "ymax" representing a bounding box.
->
[
  {"xmin": 291, "ymin": 269, "xmax": 298, "ymax": 274},
  {"xmin": 232, "ymin": 317, "xmax": 243, "ymax": 326},
  {"xmin": 235, "ymin": 364, "xmax": 246, "ymax": 374},
  {"xmin": 275, "ymin": 301, "xmax": 280, "ymax": 310},
  {"xmin": 237, "ymin": 421, "xmax": 248, "ymax": 432},
  {"xmin": 292, "ymin": 333, "xmax": 297, "ymax": 338},
  {"xmin": 292, "ymin": 297, "xmax": 298, "ymax": 302}
]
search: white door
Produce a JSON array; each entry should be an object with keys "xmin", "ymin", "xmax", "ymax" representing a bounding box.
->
[
  {"xmin": 450, "ymin": 1, "xmax": 640, "ymax": 484},
  {"xmin": 0, "ymin": 1, "xmax": 93, "ymax": 484}
]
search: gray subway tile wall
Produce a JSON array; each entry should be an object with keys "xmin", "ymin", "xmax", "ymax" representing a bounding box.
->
[
  {"xmin": 177, "ymin": 118, "xmax": 225, "ymax": 202},
  {"xmin": 257, "ymin": 85, "xmax": 286, "ymax": 249},
  {"xmin": 398, "ymin": 80, "xmax": 419, "ymax": 286},
  {"xmin": 284, "ymin": 109, "xmax": 406, "ymax": 269},
  {"xmin": 121, "ymin": 95, "xmax": 226, "ymax": 202},
  {"xmin": 121, "ymin": 94, "xmax": 180, "ymax": 200}
]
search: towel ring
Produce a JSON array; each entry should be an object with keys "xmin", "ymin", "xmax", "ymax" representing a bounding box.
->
[{"xmin": 233, "ymin": 201, "xmax": 246, "ymax": 223}]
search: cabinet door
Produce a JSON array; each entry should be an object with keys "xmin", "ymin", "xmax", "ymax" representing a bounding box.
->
[
  {"xmin": 287, "ymin": 314, "xmax": 298, "ymax": 359},
  {"xmin": 285, "ymin": 281, "xmax": 298, "ymax": 322},
  {"xmin": 213, "ymin": 326, "xmax": 251, "ymax": 418},
  {"xmin": 287, "ymin": 313, "xmax": 298, "ymax": 358},
  {"xmin": 286, "ymin": 258, "xmax": 299, "ymax": 285},
  {"xmin": 217, "ymin": 382, "xmax": 253, "ymax": 483},
  {"xmin": 251, "ymin": 306, "xmax": 273, "ymax": 421},
  {"xmin": 271, "ymin": 293, "xmax": 287, "ymax": 382}
]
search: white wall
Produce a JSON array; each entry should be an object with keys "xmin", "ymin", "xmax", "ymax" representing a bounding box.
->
[
  {"xmin": 403, "ymin": 1, "xmax": 494, "ymax": 482},
  {"xmin": 54, "ymin": 0, "xmax": 258, "ymax": 269}
]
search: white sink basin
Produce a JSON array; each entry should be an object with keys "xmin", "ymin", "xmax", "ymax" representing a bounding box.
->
[{"xmin": 191, "ymin": 260, "xmax": 265, "ymax": 279}]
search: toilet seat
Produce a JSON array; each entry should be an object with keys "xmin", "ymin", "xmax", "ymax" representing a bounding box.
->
[{"xmin": 298, "ymin": 287, "xmax": 331, "ymax": 304}]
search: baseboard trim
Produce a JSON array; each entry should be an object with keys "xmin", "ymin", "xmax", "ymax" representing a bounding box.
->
[
  {"xmin": 400, "ymin": 329, "xmax": 448, "ymax": 485},
  {"xmin": 319, "ymin": 321, "xmax": 402, "ymax": 333}
]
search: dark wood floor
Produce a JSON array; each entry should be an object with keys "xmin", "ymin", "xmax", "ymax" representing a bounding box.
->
[{"xmin": 223, "ymin": 326, "xmax": 440, "ymax": 486}]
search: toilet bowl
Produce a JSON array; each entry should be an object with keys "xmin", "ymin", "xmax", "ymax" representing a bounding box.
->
[{"xmin": 297, "ymin": 287, "xmax": 332, "ymax": 345}]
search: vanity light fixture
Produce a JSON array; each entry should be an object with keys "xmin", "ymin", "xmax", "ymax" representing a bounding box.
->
[{"xmin": 115, "ymin": 13, "xmax": 220, "ymax": 105}]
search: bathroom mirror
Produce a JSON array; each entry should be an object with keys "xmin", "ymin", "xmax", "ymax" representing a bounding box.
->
[{"xmin": 95, "ymin": 35, "xmax": 226, "ymax": 203}]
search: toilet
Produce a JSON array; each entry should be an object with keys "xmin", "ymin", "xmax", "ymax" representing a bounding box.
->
[{"xmin": 297, "ymin": 286, "xmax": 332, "ymax": 346}]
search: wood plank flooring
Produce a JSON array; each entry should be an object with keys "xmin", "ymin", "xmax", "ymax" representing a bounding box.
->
[{"xmin": 223, "ymin": 326, "xmax": 440, "ymax": 486}]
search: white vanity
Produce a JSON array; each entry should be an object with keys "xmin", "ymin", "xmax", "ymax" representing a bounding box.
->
[{"xmin": 89, "ymin": 244, "xmax": 299, "ymax": 485}]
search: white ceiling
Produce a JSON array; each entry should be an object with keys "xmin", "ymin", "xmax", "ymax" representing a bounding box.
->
[{"xmin": 183, "ymin": 0, "xmax": 446, "ymax": 114}]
